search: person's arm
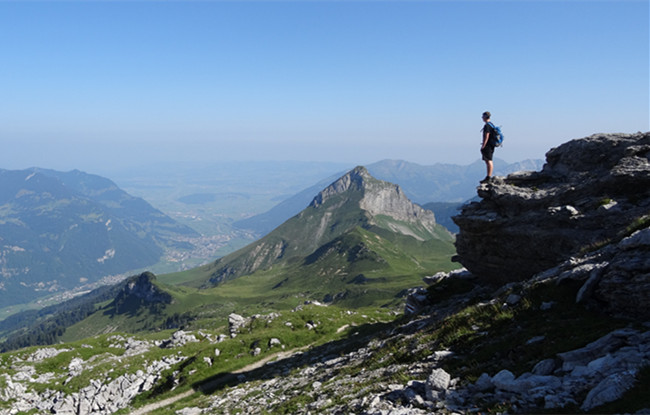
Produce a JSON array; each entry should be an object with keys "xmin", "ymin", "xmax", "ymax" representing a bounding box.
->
[{"xmin": 481, "ymin": 126, "xmax": 490, "ymax": 149}]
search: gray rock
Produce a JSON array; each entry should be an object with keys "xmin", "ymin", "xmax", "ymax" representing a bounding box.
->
[
  {"xmin": 491, "ymin": 369, "xmax": 515, "ymax": 390},
  {"xmin": 581, "ymin": 369, "xmax": 638, "ymax": 411},
  {"xmin": 228, "ymin": 313, "xmax": 250, "ymax": 337},
  {"xmin": 505, "ymin": 293, "xmax": 521, "ymax": 305},
  {"xmin": 558, "ymin": 328, "xmax": 639, "ymax": 370},
  {"xmin": 532, "ymin": 358, "xmax": 556, "ymax": 376},
  {"xmin": 404, "ymin": 287, "xmax": 429, "ymax": 315},
  {"xmin": 68, "ymin": 357, "xmax": 84, "ymax": 377},
  {"xmin": 474, "ymin": 373, "xmax": 493, "ymax": 392},
  {"xmin": 425, "ymin": 368, "xmax": 451, "ymax": 401},
  {"xmin": 540, "ymin": 301, "xmax": 555, "ymax": 310},
  {"xmin": 176, "ymin": 408, "xmax": 203, "ymax": 415}
]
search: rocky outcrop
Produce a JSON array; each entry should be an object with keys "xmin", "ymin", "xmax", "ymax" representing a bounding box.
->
[
  {"xmin": 453, "ymin": 132, "xmax": 650, "ymax": 283},
  {"xmin": 117, "ymin": 272, "xmax": 172, "ymax": 304},
  {"xmin": 111, "ymin": 272, "xmax": 172, "ymax": 314},
  {"xmin": 526, "ymin": 225, "xmax": 650, "ymax": 320},
  {"xmin": 158, "ymin": 330, "xmax": 199, "ymax": 349}
]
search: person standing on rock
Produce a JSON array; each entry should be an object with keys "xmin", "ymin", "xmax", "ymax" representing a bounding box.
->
[{"xmin": 480, "ymin": 111, "xmax": 497, "ymax": 183}]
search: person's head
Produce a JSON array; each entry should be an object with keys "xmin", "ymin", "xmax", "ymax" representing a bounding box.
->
[{"xmin": 482, "ymin": 111, "xmax": 491, "ymax": 121}]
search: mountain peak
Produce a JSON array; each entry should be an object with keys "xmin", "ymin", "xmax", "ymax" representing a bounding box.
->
[
  {"xmin": 310, "ymin": 166, "xmax": 371, "ymax": 208},
  {"xmin": 310, "ymin": 166, "xmax": 438, "ymax": 238}
]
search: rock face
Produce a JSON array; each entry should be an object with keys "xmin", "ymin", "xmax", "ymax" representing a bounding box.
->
[
  {"xmin": 311, "ymin": 166, "xmax": 438, "ymax": 234},
  {"xmin": 528, "ymin": 225, "xmax": 650, "ymax": 320},
  {"xmin": 453, "ymin": 132, "xmax": 650, "ymax": 283},
  {"xmin": 119, "ymin": 272, "xmax": 172, "ymax": 304}
]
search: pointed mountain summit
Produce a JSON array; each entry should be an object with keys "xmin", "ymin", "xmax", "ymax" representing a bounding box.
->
[
  {"xmin": 310, "ymin": 166, "xmax": 439, "ymax": 240},
  {"xmin": 198, "ymin": 166, "xmax": 453, "ymax": 288}
]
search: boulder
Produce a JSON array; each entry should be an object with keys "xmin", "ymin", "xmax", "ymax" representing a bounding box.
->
[
  {"xmin": 581, "ymin": 369, "xmax": 638, "ymax": 411},
  {"xmin": 425, "ymin": 368, "xmax": 451, "ymax": 401}
]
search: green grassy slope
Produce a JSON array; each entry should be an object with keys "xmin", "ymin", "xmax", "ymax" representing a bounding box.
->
[{"xmin": 56, "ymin": 223, "xmax": 456, "ymax": 342}]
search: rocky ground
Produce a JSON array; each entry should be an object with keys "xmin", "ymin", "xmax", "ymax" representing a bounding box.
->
[{"xmin": 168, "ymin": 261, "xmax": 650, "ymax": 415}]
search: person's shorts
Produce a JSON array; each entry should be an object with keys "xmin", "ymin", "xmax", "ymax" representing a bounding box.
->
[{"xmin": 481, "ymin": 144, "xmax": 495, "ymax": 161}]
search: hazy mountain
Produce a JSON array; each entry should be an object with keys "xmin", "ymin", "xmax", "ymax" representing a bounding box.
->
[{"xmin": 0, "ymin": 168, "xmax": 199, "ymax": 308}]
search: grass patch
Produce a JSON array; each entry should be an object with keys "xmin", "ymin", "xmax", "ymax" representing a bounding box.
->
[{"xmin": 440, "ymin": 279, "xmax": 629, "ymax": 379}]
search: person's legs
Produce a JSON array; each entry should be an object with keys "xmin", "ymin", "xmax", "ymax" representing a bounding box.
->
[{"xmin": 481, "ymin": 145, "xmax": 494, "ymax": 182}]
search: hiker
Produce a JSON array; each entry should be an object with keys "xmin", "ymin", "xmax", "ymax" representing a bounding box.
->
[{"xmin": 480, "ymin": 111, "xmax": 496, "ymax": 183}]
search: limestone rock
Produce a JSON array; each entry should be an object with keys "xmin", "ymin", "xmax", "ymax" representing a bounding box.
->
[
  {"xmin": 160, "ymin": 330, "xmax": 199, "ymax": 349},
  {"xmin": 228, "ymin": 313, "xmax": 250, "ymax": 338},
  {"xmin": 454, "ymin": 132, "xmax": 650, "ymax": 283},
  {"xmin": 425, "ymin": 368, "xmax": 451, "ymax": 401}
]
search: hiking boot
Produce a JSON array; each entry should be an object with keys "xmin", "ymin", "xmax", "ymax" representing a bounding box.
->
[{"xmin": 480, "ymin": 176, "xmax": 491, "ymax": 184}]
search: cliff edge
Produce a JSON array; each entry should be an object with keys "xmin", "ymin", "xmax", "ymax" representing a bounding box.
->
[{"xmin": 453, "ymin": 132, "xmax": 650, "ymax": 318}]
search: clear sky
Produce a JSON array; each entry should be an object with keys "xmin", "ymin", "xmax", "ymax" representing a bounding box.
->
[{"xmin": 1, "ymin": 0, "xmax": 648, "ymax": 172}]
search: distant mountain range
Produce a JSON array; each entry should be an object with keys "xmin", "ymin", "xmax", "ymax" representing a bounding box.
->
[
  {"xmin": 0, "ymin": 168, "xmax": 199, "ymax": 308},
  {"xmin": 234, "ymin": 158, "xmax": 543, "ymax": 236}
]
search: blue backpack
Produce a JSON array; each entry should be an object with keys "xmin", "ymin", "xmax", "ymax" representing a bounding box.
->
[{"xmin": 487, "ymin": 122, "xmax": 504, "ymax": 147}]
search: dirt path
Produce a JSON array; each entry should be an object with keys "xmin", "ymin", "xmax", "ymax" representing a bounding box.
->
[{"xmin": 130, "ymin": 346, "xmax": 307, "ymax": 415}]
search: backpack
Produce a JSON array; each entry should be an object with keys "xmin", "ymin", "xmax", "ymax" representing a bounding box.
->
[{"xmin": 487, "ymin": 122, "xmax": 504, "ymax": 147}]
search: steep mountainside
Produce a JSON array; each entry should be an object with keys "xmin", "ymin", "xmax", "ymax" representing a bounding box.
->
[
  {"xmin": 199, "ymin": 166, "xmax": 453, "ymax": 287},
  {"xmin": 36, "ymin": 168, "xmax": 199, "ymax": 247},
  {"xmin": 0, "ymin": 168, "xmax": 198, "ymax": 308}
]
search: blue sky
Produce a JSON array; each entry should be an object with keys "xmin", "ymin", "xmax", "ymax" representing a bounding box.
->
[{"xmin": 1, "ymin": 0, "xmax": 648, "ymax": 172}]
